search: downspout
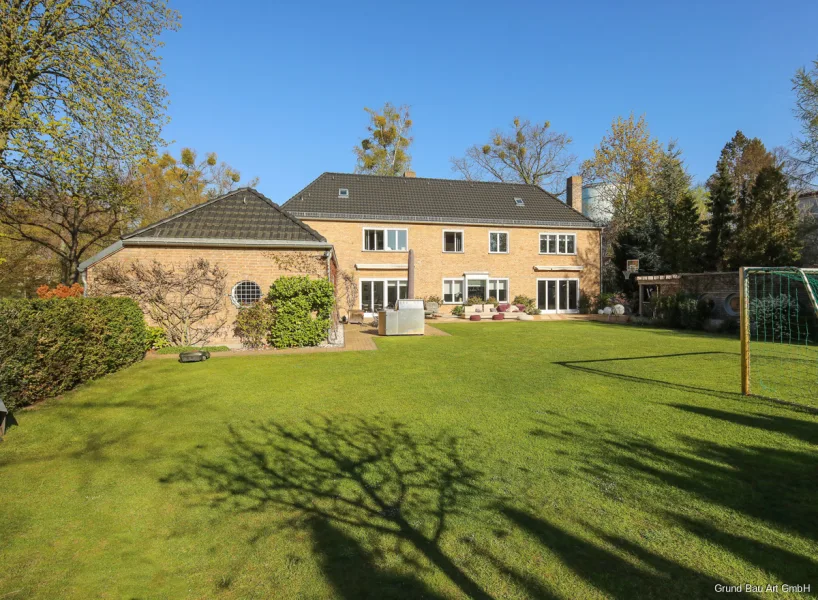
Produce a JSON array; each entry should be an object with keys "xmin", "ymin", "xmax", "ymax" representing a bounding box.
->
[{"xmin": 81, "ymin": 270, "xmax": 88, "ymax": 297}]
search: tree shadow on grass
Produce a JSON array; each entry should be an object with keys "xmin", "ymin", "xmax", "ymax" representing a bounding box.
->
[
  {"xmin": 668, "ymin": 403, "xmax": 818, "ymax": 446},
  {"xmin": 162, "ymin": 415, "xmax": 494, "ymax": 599},
  {"xmin": 501, "ymin": 507, "xmax": 724, "ymax": 599}
]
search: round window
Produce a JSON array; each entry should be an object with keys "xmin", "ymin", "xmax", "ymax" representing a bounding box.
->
[
  {"xmin": 231, "ymin": 281, "xmax": 262, "ymax": 307},
  {"xmin": 724, "ymin": 293, "xmax": 740, "ymax": 317}
]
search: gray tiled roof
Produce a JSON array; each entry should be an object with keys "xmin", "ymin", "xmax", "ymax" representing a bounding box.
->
[
  {"xmin": 124, "ymin": 188, "xmax": 326, "ymax": 242},
  {"xmin": 282, "ymin": 173, "xmax": 597, "ymax": 228}
]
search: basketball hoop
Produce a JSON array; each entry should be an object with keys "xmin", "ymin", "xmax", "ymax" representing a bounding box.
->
[{"xmin": 624, "ymin": 259, "xmax": 639, "ymax": 279}]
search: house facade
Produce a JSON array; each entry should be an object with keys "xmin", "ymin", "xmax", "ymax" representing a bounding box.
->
[
  {"xmin": 80, "ymin": 189, "xmax": 336, "ymax": 347},
  {"xmin": 284, "ymin": 173, "xmax": 601, "ymax": 315}
]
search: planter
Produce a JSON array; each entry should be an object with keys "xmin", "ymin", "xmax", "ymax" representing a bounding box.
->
[{"xmin": 518, "ymin": 314, "xmax": 534, "ymax": 321}]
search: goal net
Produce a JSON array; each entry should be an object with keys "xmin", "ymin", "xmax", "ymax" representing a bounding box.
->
[{"xmin": 741, "ymin": 267, "xmax": 818, "ymax": 408}]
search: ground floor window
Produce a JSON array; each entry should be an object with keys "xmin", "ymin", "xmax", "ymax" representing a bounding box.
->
[
  {"xmin": 536, "ymin": 278, "xmax": 579, "ymax": 313},
  {"xmin": 360, "ymin": 279, "xmax": 408, "ymax": 313},
  {"xmin": 451, "ymin": 276, "xmax": 508, "ymax": 304},
  {"xmin": 442, "ymin": 279, "xmax": 464, "ymax": 304}
]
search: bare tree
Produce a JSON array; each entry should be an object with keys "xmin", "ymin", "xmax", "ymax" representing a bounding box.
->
[
  {"xmin": 336, "ymin": 270, "xmax": 358, "ymax": 316},
  {"xmin": 450, "ymin": 118, "xmax": 576, "ymax": 193},
  {"xmin": 94, "ymin": 259, "xmax": 228, "ymax": 346}
]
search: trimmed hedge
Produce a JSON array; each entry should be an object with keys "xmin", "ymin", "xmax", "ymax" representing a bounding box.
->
[
  {"xmin": 268, "ymin": 276, "xmax": 335, "ymax": 348},
  {"xmin": 0, "ymin": 297, "xmax": 146, "ymax": 410}
]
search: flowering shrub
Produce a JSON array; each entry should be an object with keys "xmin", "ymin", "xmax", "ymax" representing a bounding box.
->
[{"xmin": 36, "ymin": 283, "xmax": 84, "ymax": 299}]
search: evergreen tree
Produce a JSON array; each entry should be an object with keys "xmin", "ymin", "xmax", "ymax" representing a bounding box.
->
[
  {"xmin": 705, "ymin": 161, "xmax": 736, "ymax": 270},
  {"xmin": 665, "ymin": 192, "xmax": 705, "ymax": 272},
  {"xmin": 733, "ymin": 165, "xmax": 801, "ymax": 266},
  {"xmin": 652, "ymin": 143, "xmax": 692, "ymax": 229}
]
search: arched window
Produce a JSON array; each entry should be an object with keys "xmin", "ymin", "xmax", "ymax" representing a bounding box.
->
[{"xmin": 231, "ymin": 281, "xmax": 262, "ymax": 307}]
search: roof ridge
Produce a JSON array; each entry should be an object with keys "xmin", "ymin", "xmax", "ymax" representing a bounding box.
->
[{"xmin": 320, "ymin": 171, "xmax": 544, "ymax": 188}]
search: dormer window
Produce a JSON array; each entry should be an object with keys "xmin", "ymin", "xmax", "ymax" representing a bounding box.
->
[
  {"xmin": 514, "ymin": 197, "xmax": 525, "ymax": 207},
  {"xmin": 338, "ymin": 188, "xmax": 349, "ymax": 198}
]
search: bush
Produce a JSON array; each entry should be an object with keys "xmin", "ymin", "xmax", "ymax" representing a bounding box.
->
[
  {"xmin": 466, "ymin": 296, "xmax": 484, "ymax": 306},
  {"xmin": 653, "ymin": 293, "xmax": 713, "ymax": 330},
  {"xmin": 36, "ymin": 283, "xmax": 84, "ymax": 299},
  {"xmin": 0, "ymin": 297, "xmax": 146, "ymax": 410},
  {"xmin": 424, "ymin": 295, "xmax": 443, "ymax": 305},
  {"xmin": 578, "ymin": 294, "xmax": 593, "ymax": 314},
  {"xmin": 233, "ymin": 302, "xmax": 275, "ymax": 349},
  {"xmin": 512, "ymin": 295, "xmax": 538, "ymax": 315},
  {"xmin": 145, "ymin": 326, "xmax": 170, "ymax": 351},
  {"xmin": 268, "ymin": 276, "xmax": 335, "ymax": 348},
  {"xmin": 451, "ymin": 305, "xmax": 465, "ymax": 317}
]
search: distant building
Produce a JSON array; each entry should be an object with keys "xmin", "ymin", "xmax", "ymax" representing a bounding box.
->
[
  {"xmin": 800, "ymin": 190, "xmax": 818, "ymax": 218},
  {"xmin": 582, "ymin": 182, "xmax": 615, "ymax": 225}
]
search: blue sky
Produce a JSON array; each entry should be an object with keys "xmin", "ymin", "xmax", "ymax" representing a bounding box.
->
[{"xmin": 161, "ymin": 0, "xmax": 818, "ymax": 201}]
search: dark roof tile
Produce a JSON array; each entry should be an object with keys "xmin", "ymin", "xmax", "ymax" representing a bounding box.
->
[{"xmin": 282, "ymin": 173, "xmax": 596, "ymax": 227}]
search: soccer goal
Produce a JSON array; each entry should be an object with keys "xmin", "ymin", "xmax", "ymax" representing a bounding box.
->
[{"xmin": 740, "ymin": 267, "xmax": 818, "ymax": 407}]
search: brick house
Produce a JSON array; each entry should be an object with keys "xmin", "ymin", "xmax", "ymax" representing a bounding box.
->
[
  {"xmin": 80, "ymin": 188, "xmax": 336, "ymax": 346},
  {"xmin": 283, "ymin": 172, "xmax": 601, "ymax": 316}
]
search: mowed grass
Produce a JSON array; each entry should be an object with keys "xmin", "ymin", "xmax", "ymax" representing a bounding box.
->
[{"xmin": 1, "ymin": 322, "xmax": 816, "ymax": 599}]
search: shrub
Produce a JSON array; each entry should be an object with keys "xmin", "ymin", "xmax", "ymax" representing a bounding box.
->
[
  {"xmin": 512, "ymin": 295, "xmax": 538, "ymax": 315},
  {"xmin": 451, "ymin": 305, "xmax": 465, "ymax": 317},
  {"xmin": 485, "ymin": 296, "xmax": 499, "ymax": 307},
  {"xmin": 424, "ymin": 295, "xmax": 443, "ymax": 305},
  {"xmin": 466, "ymin": 296, "xmax": 484, "ymax": 306},
  {"xmin": 268, "ymin": 276, "xmax": 335, "ymax": 348},
  {"xmin": 36, "ymin": 283, "xmax": 84, "ymax": 299},
  {"xmin": 233, "ymin": 302, "xmax": 275, "ymax": 349},
  {"xmin": 578, "ymin": 294, "xmax": 593, "ymax": 314},
  {"xmin": 0, "ymin": 297, "xmax": 146, "ymax": 410},
  {"xmin": 145, "ymin": 326, "xmax": 170, "ymax": 351},
  {"xmin": 653, "ymin": 293, "xmax": 713, "ymax": 330}
]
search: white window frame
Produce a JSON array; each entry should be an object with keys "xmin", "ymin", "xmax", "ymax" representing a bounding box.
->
[
  {"xmin": 458, "ymin": 275, "xmax": 510, "ymax": 304},
  {"xmin": 539, "ymin": 233, "xmax": 577, "ymax": 255},
  {"xmin": 489, "ymin": 231, "xmax": 509, "ymax": 254},
  {"xmin": 536, "ymin": 277, "xmax": 580, "ymax": 314},
  {"xmin": 442, "ymin": 229, "xmax": 464, "ymax": 253},
  {"xmin": 231, "ymin": 280, "xmax": 263, "ymax": 307},
  {"xmin": 359, "ymin": 278, "xmax": 409, "ymax": 315},
  {"xmin": 362, "ymin": 227, "xmax": 408, "ymax": 252},
  {"xmin": 441, "ymin": 278, "xmax": 465, "ymax": 304}
]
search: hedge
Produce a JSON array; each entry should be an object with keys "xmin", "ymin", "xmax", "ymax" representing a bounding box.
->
[
  {"xmin": 268, "ymin": 276, "xmax": 335, "ymax": 348},
  {"xmin": 0, "ymin": 297, "xmax": 146, "ymax": 410}
]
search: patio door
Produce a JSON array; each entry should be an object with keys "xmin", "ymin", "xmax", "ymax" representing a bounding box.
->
[
  {"xmin": 360, "ymin": 279, "xmax": 407, "ymax": 315},
  {"xmin": 537, "ymin": 278, "xmax": 579, "ymax": 313}
]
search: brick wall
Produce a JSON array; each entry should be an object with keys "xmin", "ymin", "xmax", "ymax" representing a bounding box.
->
[
  {"xmin": 302, "ymin": 219, "xmax": 601, "ymax": 314},
  {"xmin": 85, "ymin": 246, "xmax": 330, "ymax": 346}
]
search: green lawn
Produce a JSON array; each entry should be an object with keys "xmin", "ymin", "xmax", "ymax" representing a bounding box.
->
[{"xmin": 1, "ymin": 322, "xmax": 816, "ymax": 599}]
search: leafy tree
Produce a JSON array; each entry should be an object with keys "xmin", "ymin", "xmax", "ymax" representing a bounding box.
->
[
  {"xmin": 732, "ymin": 165, "xmax": 801, "ymax": 267},
  {"xmin": 0, "ymin": 137, "xmax": 136, "ymax": 283},
  {"xmin": 0, "ymin": 233, "xmax": 56, "ymax": 297},
  {"xmin": 130, "ymin": 148, "xmax": 255, "ymax": 229},
  {"xmin": 705, "ymin": 161, "xmax": 736, "ymax": 271},
  {"xmin": 353, "ymin": 103, "xmax": 413, "ymax": 176},
  {"xmin": 450, "ymin": 117, "xmax": 576, "ymax": 192},
  {"xmin": 581, "ymin": 114, "xmax": 663, "ymax": 231},
  {"xmin": 664, "ymin": 192, "xmax": 704, "ymax": 273},
  {"xmin": 792, "ymin": 57, "xmax": 818, "ymax": 185},
  {"xmin": 0, "ymin": 0, "xmax": 180, "ymax": 184}
]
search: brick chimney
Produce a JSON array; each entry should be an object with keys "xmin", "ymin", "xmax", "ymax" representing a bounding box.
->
[
  {"xmin": 403, "ymin": 169, "xmax": 416, "ymax": 178},
  {"xmin": 566, "ymin": 175, "xmax": 583, "ymax": 213}
]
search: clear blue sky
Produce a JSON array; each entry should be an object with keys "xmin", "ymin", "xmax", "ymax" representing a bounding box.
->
[{"xmin": 161, "ymin": 0, "xmax": 818, "ymax": 202}]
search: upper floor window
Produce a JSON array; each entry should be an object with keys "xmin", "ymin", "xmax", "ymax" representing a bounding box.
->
[
  {"xmin": 489, "ymin": 231, "xmax": 508, "ymax": 253},
  {"xmin": 540, "ymin": 233, "xmax": 576, "ymax": 255},
  {"xmin": 363, "ymin": 228, "xmax": 407, "ymax": 251},
  {"xmin": 443, "ymin": 230, "xmax": 463, "ymax": 253}
]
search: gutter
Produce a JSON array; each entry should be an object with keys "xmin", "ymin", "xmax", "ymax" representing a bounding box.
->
[{"xmin": 289, "ymin": 212, "xmax": 601, "ymax": 230}]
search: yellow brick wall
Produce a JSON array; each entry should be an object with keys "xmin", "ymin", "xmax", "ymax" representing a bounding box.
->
[
  {"xmin": 302, "ymin": 220, "xmax": 601, "ymax": 314},
  {"xmin": 85, "ymin": 246, "xmax": 330, "ymax": 346}
]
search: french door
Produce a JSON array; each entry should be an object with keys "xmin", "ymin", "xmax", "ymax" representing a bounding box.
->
[
  {"xmin": 360, "ymin": 279, "xmax": 408, "ymax": 314},
  {"xmin": 537, "ymin": 278, "xmax": 579, "ymax": 313}
]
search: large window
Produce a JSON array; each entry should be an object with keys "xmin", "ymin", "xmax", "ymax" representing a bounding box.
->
[
  {"xmin": 443, "ymin": 230, "xmax": 464, "ymax": 253},
  {"xmin": 363, "ymin": 228, "xmax": 407, "ymax": 251},
  {"xmin": 360, "ymin": 279, "xmax": 408, "ymax": 312},
  {"xmin": 536, "ymin": 278, "xmax": 579, "ymax": 313},
  {"xmin": 455, "ymin": 276, "xmax": 509, "ymax": 304},
  {"xmin": 489, "ymin": 231, "xmax": 509, "ymax": 253},
  {"xmin": 442, "ymin": 279, "xmax": 464, "ymax": 303},
  {"xmin": 539, "ymin": 233, "xmax": 576, "ymax": 255}
]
